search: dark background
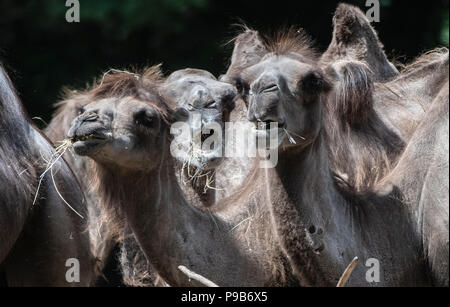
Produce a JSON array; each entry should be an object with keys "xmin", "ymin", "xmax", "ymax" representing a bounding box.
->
[{"xmin": 1, "ymin": 0, "xmax": 448, "ymax": 125}]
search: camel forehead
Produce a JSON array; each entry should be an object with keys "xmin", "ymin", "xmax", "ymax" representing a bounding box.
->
[
  {"xmin": 167, "ymin": 68, "xmax": 216, "ymax": 82},
  {"xmin": 170, "ymin": 74, "xmax": 227, "ymax": 93},
  {"xmin": 85, "ymin": 97, "xmax": 156, "ymax": 115},
  {"xmin": 242, "ymin": 56, "xmax": 314, "ymax": 84}
]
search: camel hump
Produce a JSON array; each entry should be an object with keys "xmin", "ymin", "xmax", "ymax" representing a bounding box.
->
[
  {"xmin": 321, "ymin": 3, "xmax": 398, "ymax": 82},
  {"xmin": 327, "ymin": 60, "xmax": 374, "ymax": 125}
]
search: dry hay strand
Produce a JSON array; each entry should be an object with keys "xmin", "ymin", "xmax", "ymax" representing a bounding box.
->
[
  {"xmin": 178, "ymin": 265, "xmax": 219, "ymax": 287},
  {"xmin": 33, "ymin": 138, "xmax": 84, "ymax": 219},
  {"xmin": 336, "ymin": 256, "xmax": 359, "ymax": 287},
  {"xmin": 180, "ymin": 141, "xmax": 223, "ymax": 194}
]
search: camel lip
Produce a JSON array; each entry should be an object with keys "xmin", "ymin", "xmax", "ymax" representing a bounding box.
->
[
  {"xmin": 69, "ymin": 125, "xmax": 112, "ymax": 143},
  {"xmin": 252, "ymin": 126, "xmax": 284, "ymax": 138},
  {"xmin": 251, "ymin": 127, "xmax": 285, "ymax": 150},
  {"xmin": 71, "ymin": 133, "xmax": 108, "ymax": 143},
  {"xmin": 69, "ymin": 128, "xmax": 112, "ymax": 156},
  {"xmin": 72, "ymin": 136, "xmax": 109, "ymax": 156}
]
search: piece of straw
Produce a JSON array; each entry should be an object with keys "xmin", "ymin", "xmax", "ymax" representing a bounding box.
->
[
  {"xmin": 178, "ymin": 265, "xmax": 219, "ymax": 287},
  {"xmin": 336, "ymin": 257, "xmax": 359, "ymax": 287}
]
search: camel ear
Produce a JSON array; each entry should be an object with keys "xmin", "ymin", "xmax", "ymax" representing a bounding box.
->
[
  {"xmin": 320, "ymin": 3, "xmax": 398, "ymax": 81},
  {"xmin": 223, "ymin": 28, "xmax": 268, "ymax": 82},
  {"xmin": 171, "ymin": 107, "xmax": 189, "ymax": 123}
]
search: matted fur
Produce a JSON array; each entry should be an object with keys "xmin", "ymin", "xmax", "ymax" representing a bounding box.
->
[
  {"xmin": 324, "ymin": 59, "xmax": 404, "ymax": 191},
  {"xmin": 398, "ymin": 47, "xmax": 449, "ymax": 77},
  {"xmin": 225, "ymin": 26, "xmax": 318, "ymax": 78},
  {"xmin": 1, "ymin": 62, "xmax": 94, "ymax": 286},
  {"xmin": 264, "ymin": 27, "xmax": 318, "ymax": 60},
  {"xmin": 227, "ymin": 26, "xmax": 404, "ymax": 191},
  {"xmin": 45, "ymin": 65, "xmax": 170, "ymax": 285},
  {"xmin": 0, "ymin": 64, "xmax": 38, "ymax": 262}
]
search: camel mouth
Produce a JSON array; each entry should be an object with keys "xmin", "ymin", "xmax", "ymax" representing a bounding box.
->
[
  {"xmin": 70, "ymin": 128, "xmax": 111, "ymax": 155},
  {"xmin": 71, "ymin": 133, "xmax": 108, "ymax": 143},
  {"xmin": 188, "ymin": 145, "xmax": 224, "ymax": 170},
  {"xmin": 252, "ymin": 126, "xmax": 285, "ymax": 150}
]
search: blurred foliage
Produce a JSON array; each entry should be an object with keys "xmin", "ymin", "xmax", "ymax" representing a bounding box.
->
[
  {"xmin": 442, "ymin": 10, "xmax": 449, "ymax": 45},
  {"xmin": 45, "ymin": 0, "xmax": 207, "ymax": 38},
  {"xmin": 0, "ymin": 0, "xmax": 448, "ymax": 124}
]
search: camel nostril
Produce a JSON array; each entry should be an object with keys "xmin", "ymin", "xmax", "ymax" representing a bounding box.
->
[
  {"xmin": 223, "ymin": 89, "xmax": 237, "ymax": 101},
  {"xmin": 195, "ymin": 88, "xmax": 208, "ymax": 100},
  {"xmin": 81, "ymin": 112, "xmax": 99, "ymax": 123},
  {"xmin": 221, "ymin": 90, "xmax": 237, "ymax": 110}
]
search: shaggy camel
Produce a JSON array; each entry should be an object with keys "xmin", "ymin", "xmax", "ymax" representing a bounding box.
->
[
  {"xmin": 224, "ymin": 13, "xmax": 448, "ymax": 192},
  {"xmin": 46, "ymin": 69, "xmax": 171, "ymax": 285},
  {"xmin": 46, "ymin": 67, "xmax": 242, "ymax": 285},
  {"xmin": 0, "ymin": 63, "xmax": 94, "ymax": 286},
  {"xmin": 224, "ymin": 27, "xmax": 403, "ymax": 192},
  {"xmin": 159, "ymin": 68, "xmax": 238, "ymax": 207},
  {"xmin": 225, "ymin": 27, "xmax": 448, "ymax": 286},
  {"xmin": 67, "ymin": 65, "xmax": 297, "ymax": 286},
  {"xmin": 121, "ymin": 68, "xmax": 240, "ymax": 286}
]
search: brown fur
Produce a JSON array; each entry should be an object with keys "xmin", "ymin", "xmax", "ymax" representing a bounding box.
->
[
  {"xmin": 1, "ymin": 63, "xmax": 94, "ymax": 286},
  {"xmin": 223, "ymin": 19, "xmax": 447, "ymax": 285},
  {"xmin": 45, "ymin": 67, "xmax": 171, "ymax": 286}
]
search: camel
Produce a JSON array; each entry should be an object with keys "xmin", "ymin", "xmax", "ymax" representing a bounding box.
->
[
  {"xmin": 120, "ymin": 68, "xmax": 242, "ymax": 286},
  {"xmin": 45, "ymin": 76, "xmax": 134, "ymax": 283},
  {"xmin": 224, "ymin": 26, "xmax": 448, "ymax": 286},
  {"xmin": 159, "ymin": 68, "xmax": 238, "ymax": 207},
  {"xmin": 0, "ymin": 63, "xmax": 94, "ymax": 286},
  {"xmin": 45, "ymin": 67, "xmax": 244, "ymax": 285},
  {"xmin": 46, "ymin": 68, "xmax": 174, "ymax": 285},
  {"xmin": 67, "ymin": 65, "xmax": 298, "ymax": 286},
  {"xmin": 223, "ymin": 8, "xmax": 448, "ymax": 192}
]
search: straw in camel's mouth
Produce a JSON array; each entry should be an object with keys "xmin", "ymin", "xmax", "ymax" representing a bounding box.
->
[
  {"xmin": 70, "ymin": 129, "xmax": 111, "ymax": 155},
  {"xmin": 71, "ymin": 133, "xmax": 108, "ymax": 143}
]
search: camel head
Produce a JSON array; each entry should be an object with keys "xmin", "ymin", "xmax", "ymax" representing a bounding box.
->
[
  {"xmin": 67, "ymin": 66, "xmax": 186, "ymax": 172},
  {"xmin": 160, "ymin": 68, "xmax": 237, "ymax": 169},
  {"xmin": 225, "ymin": 28, "xmax": 331, "ymax": 153}
]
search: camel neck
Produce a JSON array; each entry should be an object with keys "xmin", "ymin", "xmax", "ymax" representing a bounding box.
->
[
  {"xmin": 176, "ymin": 161, "xmax": 216, "ymax": 208},
  {"xmin": 112, "ymin": 143, "xmax": 259, "ymax": 286},
  {"xmin": 265, "ymin": 133, "xmax": 424, "ymax": 286}
]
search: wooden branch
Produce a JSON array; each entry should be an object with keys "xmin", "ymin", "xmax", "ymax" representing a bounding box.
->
[
  {"xmin": 178, "ymin": 265, "xmax": 219, "ymax": 287},
  {"xmin": 336, "ymin": 257, "xmax": 359, "ymax": 287}
]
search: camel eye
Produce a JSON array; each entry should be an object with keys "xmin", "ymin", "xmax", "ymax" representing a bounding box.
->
[
  {"xmin": 301, "ymin": 71, "xmax": 327, "ymax": 95},
  {"xmin": 261, "ymin": 84, "xmax": 278, "ymax": 93},
  {"xmin": 77, "ymin": 106, "xmax": 85, "ymax": 116},
  {"xmin": 235, "ymin": 79, "xmax": 244, "ymax": 95},
  {"xmin": 205, "ymin": 100, "xmax": 217, "ymax": 109},
  {"xmin": 134, "ymin": 110, "xmax": 155, "ymax": 129}
]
